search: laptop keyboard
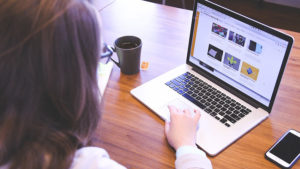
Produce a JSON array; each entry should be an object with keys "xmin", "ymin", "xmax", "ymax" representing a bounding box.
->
[{"xmin": 165, "ymin": 72, "xmax": 252, "ymax": 127}]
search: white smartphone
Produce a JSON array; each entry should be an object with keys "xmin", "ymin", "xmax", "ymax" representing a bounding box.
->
[{"xmin": 265, "ymin": 129, "xmax": 300, "ymax": 168}]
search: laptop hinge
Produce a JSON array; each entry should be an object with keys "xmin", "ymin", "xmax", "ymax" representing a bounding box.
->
[{"xmin": 192, "ymin": 66, "xmax": 260, "ymax": 109}]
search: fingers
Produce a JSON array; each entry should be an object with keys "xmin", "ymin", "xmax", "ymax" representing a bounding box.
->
[
  {"xmin": 194, "ymin": 109, "xmax": 201, "ymax": 123},
  {"xmin": 165, "ymin": 121, "xmax": 170, "ymax": 134},
  {"xmin": 168, "ymin": 105, "xmax": 179, "ymax": 114},
  {"xmin": 183, "ymin": 109, "xmax": 193, "ymax": 117},
  {"xmin": 168, "ymin": 105, "xmax": 179, "ymax": 121}
]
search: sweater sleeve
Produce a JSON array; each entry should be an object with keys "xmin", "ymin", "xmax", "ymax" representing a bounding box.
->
[
  {"xmin": 70, "ymin": 147, "xmax": 126, "ymax": 169},
  {"xmin": 175, "ymin": 146, "xmax": 212, "ymax": 169}
]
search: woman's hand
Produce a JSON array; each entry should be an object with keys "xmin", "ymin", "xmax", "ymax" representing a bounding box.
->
[{"xmin": 165, "ymin": 105, "xmax": 201, "ymax": 150}]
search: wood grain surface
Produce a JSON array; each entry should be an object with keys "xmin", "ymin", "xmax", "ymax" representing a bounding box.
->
[{"xmin": 93, "ymin": 0, "xmax": 300, "ymax": 168}]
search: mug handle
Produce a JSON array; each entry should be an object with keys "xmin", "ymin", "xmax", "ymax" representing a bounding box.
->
[
  {"xmin": 101, "ymin": 44, "xmax": 120, "ymax": 67},
  {"xmin": 106, "ymin": 45, "xmax": 120, "ymax": 67}
]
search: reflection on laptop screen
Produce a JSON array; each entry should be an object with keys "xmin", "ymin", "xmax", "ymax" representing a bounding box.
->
[{"xmin": 189, "ymin": 2, "xmax": 289, "ymax": 107}]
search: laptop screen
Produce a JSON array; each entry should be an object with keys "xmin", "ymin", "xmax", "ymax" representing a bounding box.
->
[{"xmin": 187, "ymin": 0, "xmax": 293, "ymax": 110}]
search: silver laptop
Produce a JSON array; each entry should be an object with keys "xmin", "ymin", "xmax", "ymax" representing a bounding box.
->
[{"xmin": 131, "ymin": 0, "xmax": 294, "ymax": 156}]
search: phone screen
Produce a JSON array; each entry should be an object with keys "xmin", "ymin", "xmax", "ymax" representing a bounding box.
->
[{"xmin": 270, "ymin": 132, "xmax": 300, "ymax": 163}]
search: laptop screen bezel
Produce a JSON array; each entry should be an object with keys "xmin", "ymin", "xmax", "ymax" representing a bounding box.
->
[{"xmin": 186, "ymin": 0, "xmax": 294, "ymax": 113}]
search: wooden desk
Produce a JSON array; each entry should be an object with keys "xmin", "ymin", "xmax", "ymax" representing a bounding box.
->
[{"xmin": 94, "ymin": 0, "xmax": 300, "ymax": 168}]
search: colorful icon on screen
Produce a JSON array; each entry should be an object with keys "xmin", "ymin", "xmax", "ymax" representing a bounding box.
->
[{"xmin": 241, "ymin": 62, "xmax": 259, "ymax": 81}]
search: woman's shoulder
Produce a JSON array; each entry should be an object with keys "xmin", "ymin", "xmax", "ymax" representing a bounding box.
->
[{"xmin": 70, "ymin": 147, "xmax": 126, "ymax": 169}]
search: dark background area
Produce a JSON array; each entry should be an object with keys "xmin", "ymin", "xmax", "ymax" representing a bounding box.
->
[{"xmin": 144, "ymin": 0, "xmax": 300, "ymax": 33}]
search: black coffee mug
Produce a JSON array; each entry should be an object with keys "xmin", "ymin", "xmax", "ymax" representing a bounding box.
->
[{"xmin": 108, "ymin": 36, "xmax": 142, "ymax": 75}]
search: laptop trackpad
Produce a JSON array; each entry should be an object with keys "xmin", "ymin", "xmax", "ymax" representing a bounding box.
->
[{"xmin": 162, "ymin": 98, "xmax": 194, "ymax": 122}]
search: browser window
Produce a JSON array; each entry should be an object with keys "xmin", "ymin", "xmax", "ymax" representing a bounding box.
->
[{"xmin": 189, "ymin": 3, "xmax": 289, "ymax": 106}]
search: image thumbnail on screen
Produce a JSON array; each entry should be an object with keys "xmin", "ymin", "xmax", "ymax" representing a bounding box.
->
[
  {"xmin": 207, "ymin": 44, "xmax": 223, "ymax": 62},
  {"xmin": 241, "ymin": 62, "xmax": 259, "ymax": 81},
  {"xmin": 211, "ymin": 23, "xmax": 228, "ymax": 38},
  {"xmin": 248, "ymin": 40, "xmax": 263, "ymax": 54},
  {"xmin": 228, "ymin": 31, "xmax": 246, "ymax": 47},
  {"xmin": 223, "ymin": 52, "xmax": 241, "ymax": 71}
]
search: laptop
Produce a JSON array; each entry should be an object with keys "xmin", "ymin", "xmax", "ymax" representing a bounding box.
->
[{"xmin": 131, "ymin": 0, "xmax": 294, "ymax": 156}]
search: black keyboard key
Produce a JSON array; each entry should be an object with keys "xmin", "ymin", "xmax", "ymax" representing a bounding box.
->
[
  {"xmin": 230, "ymin": 114, "xmax": 239, "ymax": 120},
  {"xmin": 225, "ymin": 110, "xmax": 232, "ymax": 115},
  {"xmin": 233, "ymin": 110, "xmax": 240, "ymax": 114},
  {"xmin": 205, "ymin": 108, "xmax": 212, "ymax": 113},
  {"xmin": 230, "ymin": 103, "xmax": 236, "ymax": 107},
  {"xmin": 228, "ymin": 107, "xmax": 234, "ymax": 111},
  {"xmin": 221, "ymin": 107, "xmax": 227, "ymax": 112},
  {"xmin": 224, "ymin": 115, "xmax": 236, "ymax": 123},
  {"xmin": 238, "ymin": 113, "xmax": 245, "ymax": 118},
  {"xmin": 177, "ymin": 90, "xmax": 184, "ymax": 94},
  {"xmin": 210, "ymin": 105, "xmax": 216, "ymax": 110},
  {"xmin": 225, "ymin": 123, "xmax": 230, "ymax": 127},
  {"xmin": 205, "ymin": 102, "xmax": 211, "ymax": 107},
  {"xmin": 187, "ymin": 91, "xmax": 193, "ymax": 95},
  {"xmin": 216, "ymin": 104, "xmax": 222, "ymax": 108},
  {"xmin": 184, "ymin": 84, "xmax": 191, "ymax": 88},
  {"xmin": 246, "ymin": 108, "xmax": 251, "ymax": 113},
  {"xmin": 178, "ymin": 85, "xmax": 185, "ymax": 89},
  {"xmin": 220, "ymin": 118, "xmax": 227, "ymax": 123},
  {"xmin": 235, "ymin": 106, "xmax": 241, "ymax": 110},
  {"xmin": 215, "ymin": 116, "xmax": 220, "ymax": 120},
  {"xmin": 215, "ymin": 108, "xmax": 220, "ymax": 113},
  {"xmin": 182, "ymin": 93, "xmax": 206, "ymax": 109},
  {"xmin": 210, "ymin": 112, "xmax": 217, "ymax": 117},
  {"xmin": 241, "ymin": 109, "xmax": 249, "ymax": 115},
  {"xmin": 219, "ymin": 112, "xmax": 225, "ymax": 116}
]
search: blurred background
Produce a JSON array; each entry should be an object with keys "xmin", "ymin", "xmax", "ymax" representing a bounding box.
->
[{"xmin": 143, "ymin": 0, "xmax": 300, "ymax": 33}]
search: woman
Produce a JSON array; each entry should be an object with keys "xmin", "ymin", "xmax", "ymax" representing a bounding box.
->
[{"xmin": 0, "ymin": 0, "xmax": 211, "ymax": 168}]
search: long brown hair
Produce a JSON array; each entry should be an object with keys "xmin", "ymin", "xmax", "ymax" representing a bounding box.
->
[{"xmin": 0, "ymin": 0, "xmax": 101, "ymax": 168}]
